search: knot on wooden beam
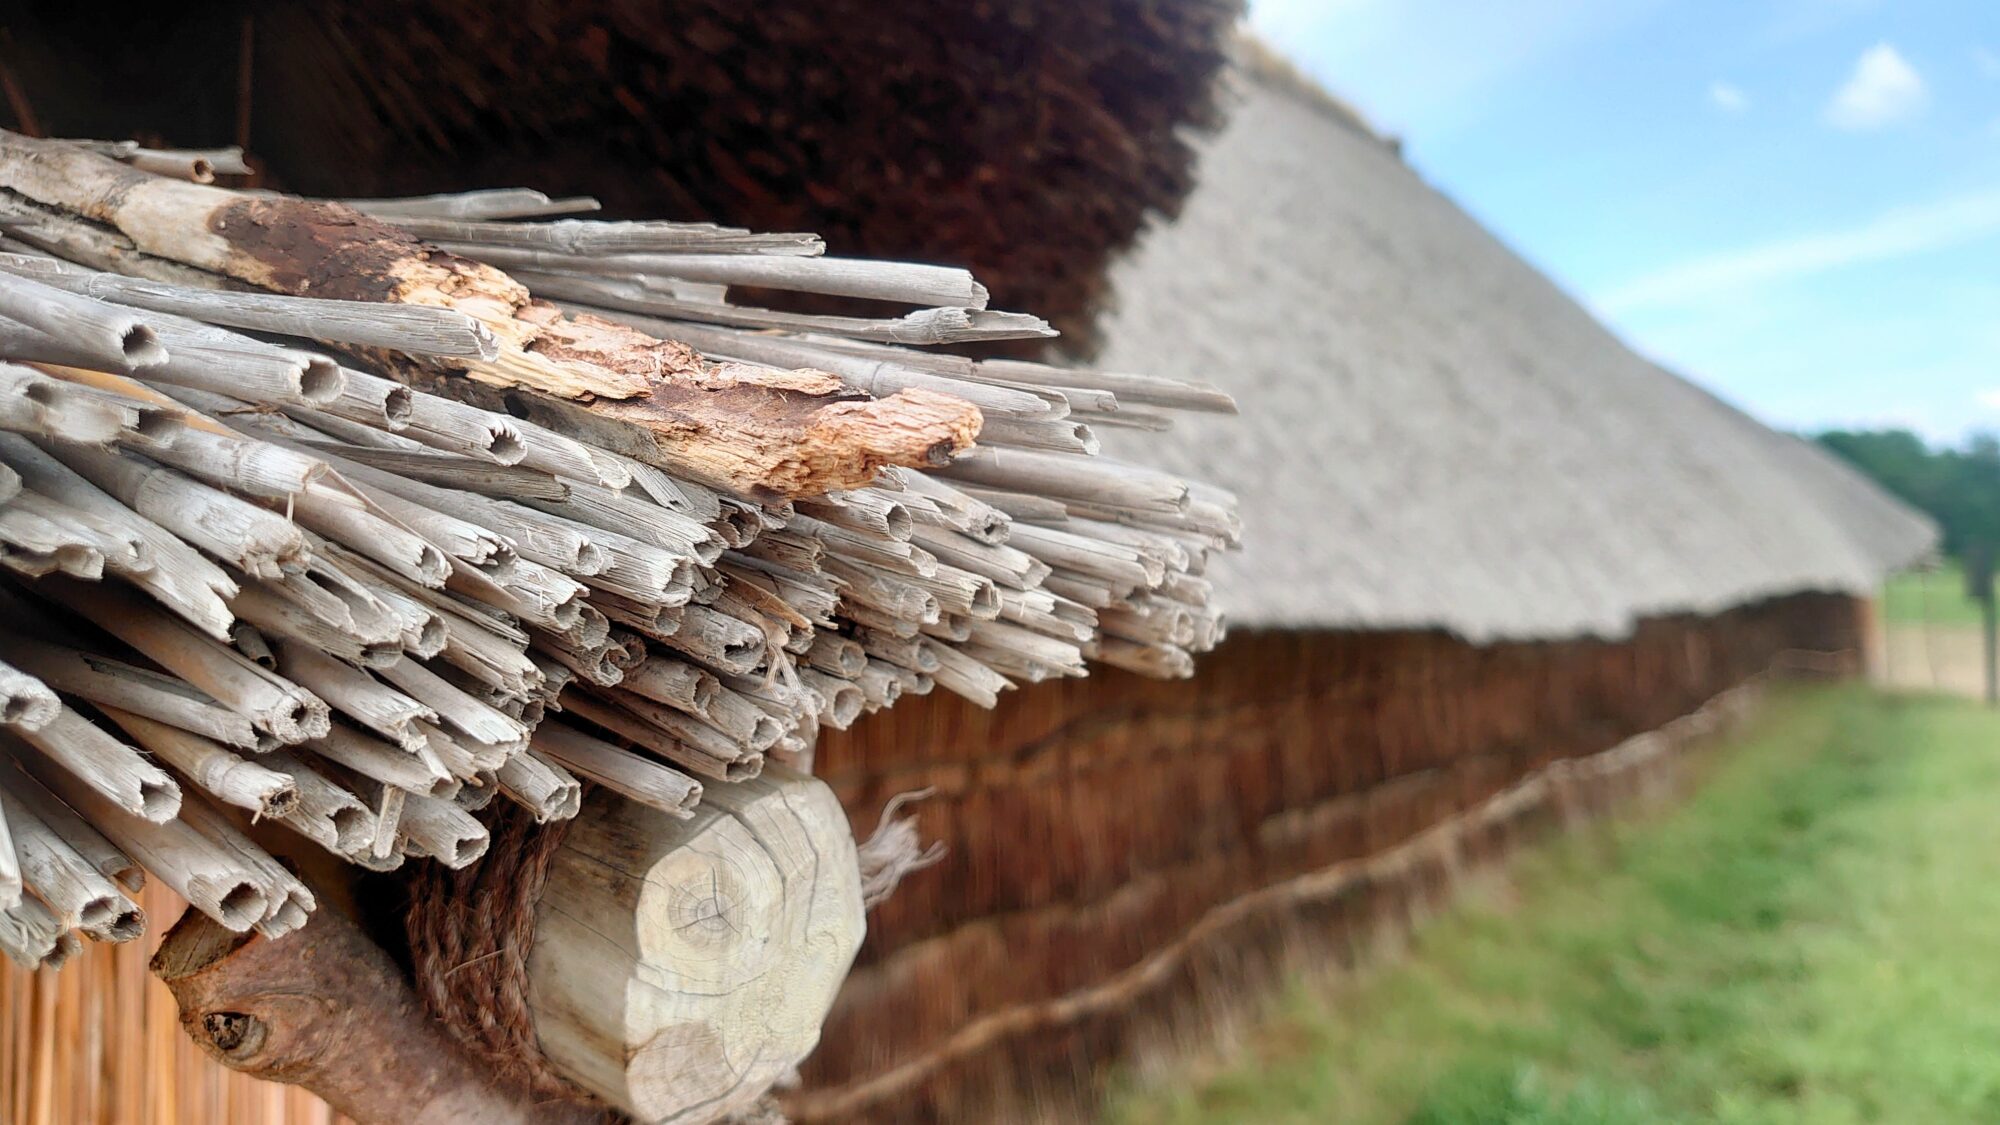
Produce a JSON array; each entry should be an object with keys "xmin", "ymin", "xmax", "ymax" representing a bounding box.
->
[{"xmin": 202, "ymin": 1009, "xmax": 264, "ymax": 1055}]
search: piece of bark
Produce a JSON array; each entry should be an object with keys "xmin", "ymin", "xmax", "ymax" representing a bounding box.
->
[
  {"xmin": 0, "ymin": 131, "xmax": 982, "ymax": 498},
  {"xmin": 154, "ymin": 906, "xmax": 606, "ymax": 1125},
  {"xmin": 0, "ymin": 253, "xmax": 497, "ymax": 359}
]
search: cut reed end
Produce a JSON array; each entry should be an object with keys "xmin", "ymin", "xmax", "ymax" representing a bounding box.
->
[
  {"xmin": 203, "ymin": 880, "xmax": 271, "ymax": 933},
  {"xmin": 327, "ymin": 806, "xmax": 373, "ymax": 854},
  {"xmin": 409, "ymin": 617, "xmax": 448, "ymax": 658},
  {"xmin": 486, "ymin": 425, "xmax": 526, "ymax": 465},
  {"xmin": 572, "ymin": 542, "xmax": 609, "ymax": 577},
  {"xmin": 0, "ymin": 691, "xmax": 59, "ymax": 730},
  {"xmin": 258, "ymin": 787, "xmax": 302, "ymax": 821},
  {"xmin": 138, "ymin": 778, "xmax": 181, "ymax": 823},
  {"xmin": 119, "ymin": 323, "xmax": 168, "ymax": 367},
  {"xmin": 129, "ymin": 406, "xmax": 179, "ymax": 444},
  {"xmin": 297, "ymin": 358, "xmax": 346, "ymax": 404},
  {"xmin": 87, "ymin": 903, "xmax": 145, "ymax": 944},
  {"xmin": 380, "ymin": 384, "xmax": 415, "ymax": 427},
  {"xmin": 825, "ymin": 686, "xmax": 864, "ymax": 730},
  {"xmin": 428, "ymin": 828, "xmax": 490, "ymax": 869},
  {"xmin": 41, "ymin": 930, "xmax": 81, "ymax": 970}
]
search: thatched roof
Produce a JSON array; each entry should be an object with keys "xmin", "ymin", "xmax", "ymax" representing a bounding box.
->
[
  {"xmin": 1089, "ymin": 59, "xmax": 1937, "ymax": 641},
  {"xmin": 0, "ymin": 0, "xmax": 1241, "ymax": 349}
]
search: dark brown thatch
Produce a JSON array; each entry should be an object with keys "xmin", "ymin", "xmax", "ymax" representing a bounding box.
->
[{"xmin": 0, "ymin": 0, "xmax": 1240, "ymax": 350}]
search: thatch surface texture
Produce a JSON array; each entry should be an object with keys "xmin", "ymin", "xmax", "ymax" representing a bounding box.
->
[
  {"xmin": 0, "ymin": 0, "xmax": 1241, "ymax": 349},
  {"xmin": 1089, "ymin": 62, "xmax": 1936, "ymax": 641}
]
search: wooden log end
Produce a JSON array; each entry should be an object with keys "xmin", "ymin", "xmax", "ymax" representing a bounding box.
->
[{"xmin": 530, "ymin": 768, "xmax": 864, "ymax": 1122}]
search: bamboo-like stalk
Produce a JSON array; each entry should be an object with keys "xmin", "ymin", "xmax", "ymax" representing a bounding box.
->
[
  {"xmin": 341, "ymin": 188, "xmax": 603, "ymax": 221},
  {"xmin": 934, "ymin": 447, "xmax": 1189, "ymax": 515},
  {"xmin": 0, "ymin": 269, "xmax": 168, "ymax": 368},
  {"xmin": 0, "ymin": 362, "xmax": 174, "ymax": 446},
  {"xmin": 395, "ymin": 214, "xmax": 816, "ymax": 254},
  {"xmin": 0, "ymin": 500, "xmax": 103, "ymax": 577},
  {"xmin": 12, "ymin": 743, "xmax": 269, "ymax": 931},
  {"xmin": 274, "ymin": 642, "xmax": 434, "ymax": 751},
  {"xmin": 168, "ymin": 789, "xmax": 316, "ymax": 938},
  {"xmin": 977, "ymin": 358, "xmax": 1238, "ymax": 414},
  {"xmin": 377, "ymin": 656, "xmax": 527, "ymax": 748},
  {"xmin": 514, "ymin": 271, "xmax": 1048, "ymax": 343},
  {"xmin": 0, "ymin": 253, "xmax": 499, "ymax": 359},
  {"xmin": 0, "ymin": 431, "xmax": 238, "ymax": 635},
  {"xmin": 0, "ymin": 893, "xmax": 71, "ymax": 968},
  {"xmin": 0, "ymin": 656, "xmax": 58, "ymax": 731},
  {"xmin": 458, "ymin": 245, "xmax": 982, "ymax": 305},
  {"xmin": 306, "ymin": 724, "xmax": 455, "ymax": 799},
  {"xmin": 45, "ymin": 441, "xmax": 308, "ymax": 577},
  {"xmin": 8, "ymin": 487, "xmax": 146, "ymax": 573},
  {"xmin": 529, "ymin": 721, "xmax": 702, "ymax": 817},
  {"xmin": 6, "ymin": 706, "xmax": 180, "ymax": 822},
  {"xmin": 4, "ymin": 765, "xmax": 142, "ymax": 892},
  {"xmin": 0, "ymin": 785, "xmax": 141, "ymax": 941},
  {"xmin": 796, "ymin": 669, "xmax": 864, "ymax": 729},
  {"xmin": 256, "ymin": 751, "xmax": 376, "ymax": 856},
  {"xmin": 396, "ymin": 791, "xmax": 489, "ymax": 868},
  {"xmin": 561, "ymin": 692, "xmax": 757, "ymax": 783},
  {"xmin": 42, "ymin": 577, "xmax": 331, "ymax": 744},
  {"xmin": 0, "ymin": 633, "xmax": 268, "ymax": 752},
  {"xmin": 495, "ymin": 751, "xmax": 582, "ymax": 824},
  {"xmin": 617, "ymin": 656, "xmax": 719, "ymax": 715}
]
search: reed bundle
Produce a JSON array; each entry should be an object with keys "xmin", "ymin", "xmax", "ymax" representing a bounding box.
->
[{"xmin": 0, "ymin": 133, "xmax": 1238, "ymax": 957}]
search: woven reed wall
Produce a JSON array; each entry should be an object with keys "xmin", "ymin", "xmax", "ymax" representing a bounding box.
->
[{"xmin": 792, "ymin": 592, "xmax": 1868, "ymax": 1122}]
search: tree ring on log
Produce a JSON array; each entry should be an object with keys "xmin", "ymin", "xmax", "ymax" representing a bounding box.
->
[{"xmin": 527, "ymin": 767, "xmax": 864, "ymax": 1123}]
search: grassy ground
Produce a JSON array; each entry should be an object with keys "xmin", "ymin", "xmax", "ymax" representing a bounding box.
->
[
  {"xmin": 1883, "ymin": 561, "xmax": 1983, "ymax": 628},
  {"xmin": 1107, "ymin": 686, "xmax": 2000, "ymax": 1125}
]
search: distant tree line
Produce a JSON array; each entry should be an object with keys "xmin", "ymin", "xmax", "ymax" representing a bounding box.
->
[{"xmin": 1815, "ymin": 429, "xmax": 2000, "ymax": 557}]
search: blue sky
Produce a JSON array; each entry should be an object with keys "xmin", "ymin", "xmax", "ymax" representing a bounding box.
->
[{"xmin": 1248, "ymin": 0, "xmax": 2000, "ymax": 444}]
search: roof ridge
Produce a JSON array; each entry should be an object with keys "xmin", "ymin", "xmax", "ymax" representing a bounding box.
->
[{"xmin": 1230, "ymin": 33, "xmax": 1403, "ymax": 156}]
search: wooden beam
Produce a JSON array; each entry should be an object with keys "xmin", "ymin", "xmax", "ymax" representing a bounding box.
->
[{"xmin": 153, "ymin": 906, "xmax": 601, "ymax": 1125}]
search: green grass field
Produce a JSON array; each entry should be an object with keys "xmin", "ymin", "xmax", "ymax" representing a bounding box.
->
[
  {"xmin": 1107, "ymin": 687, "xmax": 2000, "ymax": 1125},
  {"xmin": 1882, "ymin": 561, "xmax": 1984, "ymax": 628}
]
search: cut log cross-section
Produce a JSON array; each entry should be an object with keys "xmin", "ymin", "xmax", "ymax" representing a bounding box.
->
[{"xmin": 529, "ymin": 767, "xmax": 865, "ymax": 1123}]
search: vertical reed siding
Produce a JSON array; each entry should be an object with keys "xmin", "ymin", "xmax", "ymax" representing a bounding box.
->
[{"xmin": 793, "ymin": 592, "xmax": 1867, "ymax": 1121}]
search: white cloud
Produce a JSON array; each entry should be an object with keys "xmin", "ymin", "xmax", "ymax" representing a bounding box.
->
[
  {"xmin": 1825, "ymin": 43, "xmax": 1927, "ymax": 130},
  {"xmin": 1709, "ymin": 80, "xmax": 1749, "ymax": 112},
  {"xmin": 1598, "ymin": 188, "xmax": 2000, "ymax": 312},
  {"xmin": 1980, "ymin": 389, "xmax": 2000, "ymax": 411}
]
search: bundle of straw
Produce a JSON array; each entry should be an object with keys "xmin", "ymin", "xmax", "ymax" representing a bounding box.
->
[{"xmin": 0, "ymin": 132, "xmax": 1238, "ymax": 959}]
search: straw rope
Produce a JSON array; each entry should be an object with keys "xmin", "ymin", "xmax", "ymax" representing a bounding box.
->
[{"xmin": 404, "ymin": 798, "xmax": 612, "ymax": 1117}]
